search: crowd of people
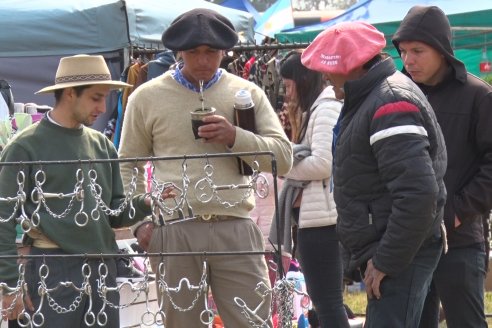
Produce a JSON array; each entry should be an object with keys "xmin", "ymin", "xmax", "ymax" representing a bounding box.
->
[{"xmin": 0, "ymin": 4, "xmax": 491, "ymax": 328}]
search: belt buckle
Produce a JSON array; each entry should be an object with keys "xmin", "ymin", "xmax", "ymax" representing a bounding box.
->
[{"xmin": 200, "ymin": 214, "xmax": 213, "ymax": 221}]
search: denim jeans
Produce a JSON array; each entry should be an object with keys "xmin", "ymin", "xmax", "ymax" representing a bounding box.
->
[
  {"xmin": 419, "ymin": 244, "xmax": 487, "ymax": 328},
  {"xmin": 297, "ymin": 225, "xmax": 350, "ymax": 328},
  {"xmin": 364, "ymin": 238, "xmax": 442, "ymax": 328}
]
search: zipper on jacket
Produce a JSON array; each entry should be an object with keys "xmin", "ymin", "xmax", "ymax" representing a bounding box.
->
[{"xmin": 368, "ymin": 205, "xmax": 373, "ymax": 225}]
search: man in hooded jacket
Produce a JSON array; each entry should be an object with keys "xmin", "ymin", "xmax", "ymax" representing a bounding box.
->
[
  {"xmin": 393, "ymin": 5, "xmax": 492, "ymax": 328},
  {"xmin": 302, "ymin": 21, "xmax": 447, "ymax": 327}
]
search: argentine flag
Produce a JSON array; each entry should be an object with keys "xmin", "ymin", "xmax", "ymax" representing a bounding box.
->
[{"xmin": 254, "ymin": 0, "xmax": 294, "ymax": 41}]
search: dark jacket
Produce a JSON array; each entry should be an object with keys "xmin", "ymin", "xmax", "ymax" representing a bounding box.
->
[
  {"xmin": 393, "ymin": 5, "xmax": 492, "ymax": 248},
  {"xmin": 334, "ymin": 58, "xmax": 447, "ymax": 277},
  {"xmin": 147, "ymin": 50, "xmax": 176, "ymax": 81}
]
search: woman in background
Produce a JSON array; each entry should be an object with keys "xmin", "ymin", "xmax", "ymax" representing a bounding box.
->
[{"xmin": 276, "ymin": 51, "xmax": 349, "ymax": 327}]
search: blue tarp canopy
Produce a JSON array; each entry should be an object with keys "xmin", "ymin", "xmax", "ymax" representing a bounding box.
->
[
  {"xmin": 125, "ymin": 0, "xmax": 255, "ymax": 47},
  {"xmin": 0, "ymin": 0, "xmax": 129, "ymax": 57},
  {"xmin": 0, "ymin": 0, "xmax": 254, "ymax": 111},
  {"xmin": 0, "ymin": 0, "xmax": 255, "ymax": 57}
]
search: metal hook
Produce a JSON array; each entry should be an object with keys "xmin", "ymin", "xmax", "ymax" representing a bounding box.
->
[
  {"xmin": 96, "ymin": 310, "xmax": 108, "ymax": 327},
  {"xmin": 74, "ymin": 211, "xmax": 89, "ymax": 227},
  {"xmin": 200, "ymin": 284, "xmax": 214, "ymax": 325},
  {"xmin": 17, "ymin": 311, "xmax": 32, "ymax": 328},
  {"xmin": 16, "ymin": 170, "xmax": 26, "ymax": 187},
  {"xmin": 31, "ymin": 311, "xmax": 45, "ymax": 327},
  {"xmin": 84, "ymin": 311, "xmax": 96, "ymax": 327}
]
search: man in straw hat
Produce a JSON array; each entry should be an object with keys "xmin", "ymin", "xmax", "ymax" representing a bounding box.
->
[
  {"xmin": 301, "ymin": 21, "xmax": 447, "ymax": 327},
  {"xmin": 393, "ymin": 6, "xmax": 492, "ymax": 328},
  {"xmin": 118, "ymin": 8, "xmax": 292, "ymax": 328},
  {"xmin": 0, "ymin": 54, "xmax": 174, "ymax": 327}
]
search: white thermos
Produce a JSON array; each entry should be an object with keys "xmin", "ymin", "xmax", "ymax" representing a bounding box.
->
[{"xmin": 234, "ymin": 89, "xmax": 257, "ymax": 175}]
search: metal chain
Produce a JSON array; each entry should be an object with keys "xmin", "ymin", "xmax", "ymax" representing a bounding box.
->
[
  {"xmin": 38, "ymin": 262, "xmax": 91, "ymax": 314},
  {"xmin": 88, "ymin": 167, "xmax": 137, "ymax": 218},
  {"xmin": 234, "ymin": 281, "xmax": 272, "ymax": 328},
  {"xmin": 157, "ymin": 261, "xmax": 208, "ymax": 313},
  {"xmin": 96, "ymin": 262, "xmax": 148, "ymax": 310},
  {"xmin": 0, "ymin": 171, "xmax": 24, "ymax": 224},
  {"xmin": 0, "ymin": 264, "xmax": 26, "ymax": 317},
  {"xmin": 0, "ymin": 264, "xmax": 297, "ymax": 328},
  {"xmin": 34, "ymin": 169, "xmax": 84, "ymax": 219},
  {"xmin": 150, "ymin": 160, "xmax": 190, "ymax": 216},
  {"xmin": 194, "ymin": 160, "xmax": 269, "ymax": 208},
  {"xmin": 273, "ymin": 279, "xmax": 295, "ymax": 328}
]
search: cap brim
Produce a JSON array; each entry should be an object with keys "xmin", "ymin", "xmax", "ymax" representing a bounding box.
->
[{"xmin": 35, "ymin": 81, "xmax": 132, "ymax": 94}]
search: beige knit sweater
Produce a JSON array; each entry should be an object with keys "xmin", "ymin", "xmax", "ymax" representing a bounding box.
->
[{"xmin": 119, "ymin": 70, "xmax": 292, "ymax": 219}]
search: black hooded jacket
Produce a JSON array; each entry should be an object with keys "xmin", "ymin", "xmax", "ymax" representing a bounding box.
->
[{"xmin": 393, "ymin": 6, "xmax": 492, "ymax": 248}]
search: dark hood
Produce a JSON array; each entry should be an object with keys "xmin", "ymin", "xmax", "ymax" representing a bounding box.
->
[
  {"xmin": 392, "ymin": 5, "xmax": 467, "ymax": 83},
  {"xmin": 147, "ymin": 50, "xmax": 176, "ymax": 80},
  {"xmin": 153, "ymin": 50, "xmax": 176, "ymax": 68}
]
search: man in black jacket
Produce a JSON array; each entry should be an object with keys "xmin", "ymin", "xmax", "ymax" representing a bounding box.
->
[
  {"xmin": 302, "ymin": 21, "xmax": 447, "ymax": 327},
  {"xmin": 393, "ymin": 5, "xmax": 492, "ymax": 328}
]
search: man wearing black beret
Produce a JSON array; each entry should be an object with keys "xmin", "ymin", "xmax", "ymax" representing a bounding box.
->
[
  {"xmin": 119, "ymin": 8, "xmax": 293, "ymax": 328},
  {"xmin": 161, "ymin": 8, "xmax": 239, "ymax": 52}
]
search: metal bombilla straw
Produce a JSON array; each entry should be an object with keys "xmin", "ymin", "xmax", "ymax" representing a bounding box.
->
[{"xmin": 199, "ymin": 80, "xmax": 205, "ymax": 111}]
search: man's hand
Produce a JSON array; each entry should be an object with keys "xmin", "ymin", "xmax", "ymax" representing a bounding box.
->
[
  {"xmin": 199, "ymin": 115, "xmax": 236, "ymax": 147},
  {"xmin": 2, "ymin": 291, "xmax": 34, "ymax": 321},
  {"xmin": 363, "ymin": 259, "xmax": 387, "ymax": 300},
  {"xmin": 144, "ymin": 186, "xmax": 176, "ymax": 207},
  {"xmin": 135, "ymin": 222, "xmax": 154, "ymax": 251}
]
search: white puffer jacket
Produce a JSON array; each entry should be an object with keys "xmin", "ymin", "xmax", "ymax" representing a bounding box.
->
[{"xmin": 285, "ymin": 86, "xmax": 342, "ymax": 228}]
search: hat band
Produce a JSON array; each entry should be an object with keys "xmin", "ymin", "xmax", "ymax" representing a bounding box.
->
[{"xmin": 55, "ymin": 74, "xmax": 112, "ymax": 84}]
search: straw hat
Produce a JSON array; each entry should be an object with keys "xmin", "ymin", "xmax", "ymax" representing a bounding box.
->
[{"xmin": 36, "ymin": 54, "xmax": 131, "ymax": 94}]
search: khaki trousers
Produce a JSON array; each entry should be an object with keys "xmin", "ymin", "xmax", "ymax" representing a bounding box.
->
[{"xmin": 148, "ymin": 217, "xmax": 273, "ymax": 327}]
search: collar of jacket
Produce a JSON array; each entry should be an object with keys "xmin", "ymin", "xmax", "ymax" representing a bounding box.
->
[
  {"xmin": 342, "ymin": 57, "xmax": 396, "ymax": 115},
  {"xmin": 418, "ymin": 65, "xmax": 457, "ymax": 95}
]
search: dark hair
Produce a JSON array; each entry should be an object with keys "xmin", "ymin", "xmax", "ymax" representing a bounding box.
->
[
  {"xmin": 54, "ymin": 85, "xmax": 92, "ymax": 104},
  {"xmin": 280, "ymin": 51, "xmax": 325, "ymax": 142}
]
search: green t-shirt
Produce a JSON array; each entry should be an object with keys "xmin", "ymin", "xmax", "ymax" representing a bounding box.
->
[{"xmin": 0, "ymin": 118, "xmax": 150, "ymax": 285}]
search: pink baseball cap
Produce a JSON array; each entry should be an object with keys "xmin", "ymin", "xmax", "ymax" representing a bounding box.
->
[{"xmin": 301, "ymin": 21, "xmax": 386, "ymax": 75}]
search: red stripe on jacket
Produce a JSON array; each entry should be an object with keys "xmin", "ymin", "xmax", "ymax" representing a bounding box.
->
[{"xmin": 373, "ymin": 101, "xmax": 419, "ymax": 120}]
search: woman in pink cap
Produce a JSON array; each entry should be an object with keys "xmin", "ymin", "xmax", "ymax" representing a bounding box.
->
[{"xmin": 302, "ymin": 21, "xmax": 447, "ymax": 327}]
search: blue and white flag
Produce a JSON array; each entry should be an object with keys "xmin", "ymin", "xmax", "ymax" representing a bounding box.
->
[{"xmin": 254, "ymin": 0, "xmax": 294, "ymax": 41}]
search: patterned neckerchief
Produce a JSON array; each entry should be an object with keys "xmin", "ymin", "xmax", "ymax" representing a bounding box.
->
[{"xmin": 171, "ymin": 62, "xmax": 223, "ymax": 92}]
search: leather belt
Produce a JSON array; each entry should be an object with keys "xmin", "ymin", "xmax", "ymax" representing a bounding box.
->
[
  {"xmin": 195, "ymin": 214, "xmax": 221, "ymax": 222},
  {"xmin": 160, "ymin": 214, "xmax": 235, "ymax": 226}
]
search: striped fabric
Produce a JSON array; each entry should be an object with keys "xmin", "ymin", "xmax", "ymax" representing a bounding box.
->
[
  {"xmin": 370, "ymin": 101, "xmax": 428, "ymax": 145},
  {"xmin": 370, "ymin": 125, "xmax": 428, "ymax": 145},
  {"xmin": 373, "ymin": 101, "xmax": 419, "ymax": 119}
]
